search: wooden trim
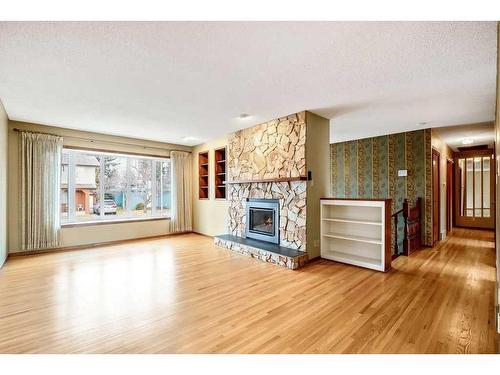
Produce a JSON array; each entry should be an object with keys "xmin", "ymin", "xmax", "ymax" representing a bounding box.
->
[
  {"xmin": 224, "ymin": 176, "xmax": 307, "ymax": 184},
  {"xmin": 61, "ymin": 216, "xmax": 169, "ymax": 228},
  {"xmin": 457, "ymin": 144, "xmax": 491, "ymax": 152},
  {"xmin": 192, "ymin": 231, "xmax": 214, "ymax": 238},
  {"xmin": 432, "ymin": 148, "xmax": 441, "ymax": 245},
  {"xmin": 446, "ymin": 158, "xmax": 453, "ymax": 233},
  {"xmin": 63, "ymin": 145, "xmax": 171, "ymax": 159},
  {"xmin": 454, "ymin": 148, "xmax": 494, "ymax": 158},
  {"xmin": 9, "ymin": 231, "xmax": 194, "ymax": 257},
  {"xmin": 321, "ymin": 197, "xmax": 392, "ymax": 202}
]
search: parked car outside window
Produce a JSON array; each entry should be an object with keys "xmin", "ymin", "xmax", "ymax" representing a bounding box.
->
[{"xmin": 93, "ymin": 199, "xmax": 118, "ymax": 215}]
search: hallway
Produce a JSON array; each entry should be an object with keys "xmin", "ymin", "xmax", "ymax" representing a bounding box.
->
[
  {"xmin": 388, "ymin": 228, "xmax": 498, "ymax": 353},
  {"xmin": 0, "ymin": 229, "xmax": 498, "ymax": 353}
]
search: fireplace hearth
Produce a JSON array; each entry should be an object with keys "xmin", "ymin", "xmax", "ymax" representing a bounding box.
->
[{"xmin": 245, "ymin": 199, "xmax": 280, "ymax": 244}]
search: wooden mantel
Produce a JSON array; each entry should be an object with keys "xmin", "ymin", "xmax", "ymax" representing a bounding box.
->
[{"xmin": 224, "ymin": 176, "xmax": 308, "ymax": 184}]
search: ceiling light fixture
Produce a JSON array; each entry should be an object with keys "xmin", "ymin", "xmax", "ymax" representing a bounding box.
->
[
  {"xmin": 461, "ymin": 138, "xmax": 474, "ymax": 145},
  {"xmin": 239, "ymin": 113, "xmax": 251, "ymax": 119},
  {"xmin": 182, "ymin": 136, "xmax": 199, "ymax": 142}
]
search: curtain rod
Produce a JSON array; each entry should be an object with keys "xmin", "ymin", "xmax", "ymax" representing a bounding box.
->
[{"xmin": 12, "ymin": 128, "xmax": 192, "ymax": 154}]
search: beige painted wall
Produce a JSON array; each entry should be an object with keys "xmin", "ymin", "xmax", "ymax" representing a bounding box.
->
[
  {"xmin": 305, "ymin": 112, "xmax": 330, "ymax": 259},
  {"xmin": 192, "ymin": 135, "xmax": 230, "ymax": 236},
  {"xmin": 8, "ymin": 120, "xmax": 191, "ymax": 253},
  {"xmin": 431, "ymin": 129, "xmax": 454, "ymax": 240},
  {"xmin": 0, "ymin": 99, "xmax": 7, "ymax": 267}
]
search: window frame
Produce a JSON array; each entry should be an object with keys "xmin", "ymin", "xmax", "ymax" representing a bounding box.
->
[{"xmin": 60, "ymin": 147, "xmax": 172, "ymax": 226}]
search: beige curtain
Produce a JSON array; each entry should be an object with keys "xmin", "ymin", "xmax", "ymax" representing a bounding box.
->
[
  {"xmin": 171, "ymin": 151, "xmax": 192, "ymax": 232},
  {"xmin": 21, "ymin": 131, "xmax": 63, "ymax": 250}
]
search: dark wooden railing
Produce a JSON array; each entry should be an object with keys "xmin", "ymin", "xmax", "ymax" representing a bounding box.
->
[
  {"xmin": 392, "ymin": 207, "xmax": 404, "ymax": 256},
  {"xmin": 391, "ymin": 197, "xmax": 423, "ymax": 257}
]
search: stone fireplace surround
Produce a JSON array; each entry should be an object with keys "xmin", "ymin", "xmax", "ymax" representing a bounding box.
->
[
  {"xmin": 213, "ymin": 112, "xmax": 310, "ymax": 269},
  {"xmin": 227, "ymin": 112, "xmax": 308, "ymax": 249},
  {"xmin": 229, "ymin": 181, "xmax": 307, "ymax": 250},
  {"xmin": 214, "ymin": 111, "xmax": 330, "ymax": 269}
]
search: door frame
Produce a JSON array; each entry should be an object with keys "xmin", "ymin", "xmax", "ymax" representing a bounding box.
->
[
  {"xmin": 432, "ymin": 148, "xmax": 441, "ymax": 245},
  {"xmin": 453, "ymin": 149, "xmax": 495, "ymax": 229},
  {"xmin": 446, "ymin": 158, "xmax": 453, "ymax": 233}
]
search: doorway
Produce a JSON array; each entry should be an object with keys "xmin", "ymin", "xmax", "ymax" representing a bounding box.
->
[
  {"xmin": 432, "ymin": 148, "xmax": 440, "ymax": 245},
  {"xmin": 446, "ymin": 158, "xmax": 453, "ymax": 233},
  {"xmin": 454, "ymin": 149, "xmax": 495, "ymax": 229}
]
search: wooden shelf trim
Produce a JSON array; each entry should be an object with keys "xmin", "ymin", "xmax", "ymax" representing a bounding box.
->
[
  {"xmin": 224, "ymin": 176, "xmax": 307, "ymax": 184},
  {"xmin": 321, "ymin": 217, "xmax": 382, "ymax": 226},
  {"xmin": 321, "ymin": 197, "xmax": 392, "ymax": 202},
  {"xmin": 322, "ymin": 232, "xmax": 382, "ymax": 245}
]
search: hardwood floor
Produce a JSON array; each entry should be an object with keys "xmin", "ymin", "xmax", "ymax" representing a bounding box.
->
[{"xmin": 0, "ymin": 228, "xmax": 498, "ymax": 353}]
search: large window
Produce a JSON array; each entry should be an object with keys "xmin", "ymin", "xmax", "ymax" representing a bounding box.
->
[{"xmin": 60, "ymin": 149, "xmax": 171, "ymax": 224}]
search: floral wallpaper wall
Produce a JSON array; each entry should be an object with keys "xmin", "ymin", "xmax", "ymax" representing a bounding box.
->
[{"xmin": 330, "ymin": 129, "xmax": 432, "ymax": 248}]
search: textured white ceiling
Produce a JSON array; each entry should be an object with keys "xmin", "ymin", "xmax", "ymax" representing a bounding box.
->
[
  {"xmin": 433, "ymin": 122, "xmax": 495, "ymax": 152},
  {"xmin": 0, "ymin": 21, "xmax": 497, "ymax": 146}
]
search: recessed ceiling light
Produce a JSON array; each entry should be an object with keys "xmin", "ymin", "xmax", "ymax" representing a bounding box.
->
[
  {"xmin": 417, "ymin": 122, "xmax": 427, "ymax": 127},
  {"xmin": 239, "ymin": 113, "xmax": 251, "ymax": 119},
  {"xmin": 182, "ymin": 136, "xmax": 199, "ymax": 142},
  {"xmin": 461, "ymin": 138, "xmax": 474, "ymax": 145}
]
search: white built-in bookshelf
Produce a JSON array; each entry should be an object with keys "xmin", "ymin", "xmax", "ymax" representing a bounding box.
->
[{"xmin": 320, "ymin": 198, "xmax": 392, "ymax": 272}]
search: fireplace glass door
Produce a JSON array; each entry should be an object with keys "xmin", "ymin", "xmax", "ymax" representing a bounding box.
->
[
  {"xmin": 245, "ymin": 199, "xmax": 280, "ymax": 244},
  {"xmin": 249, "ymin": 208, "xmax": 275, "ymax": 236}
]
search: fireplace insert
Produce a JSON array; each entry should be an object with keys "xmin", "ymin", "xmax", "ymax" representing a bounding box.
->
[{"xmin": 245, "ymin": 199, "xmax": 280, "ymax": 244}]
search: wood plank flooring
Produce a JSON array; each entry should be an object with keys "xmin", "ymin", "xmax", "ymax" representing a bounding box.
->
[{"xmin": 0, "ymin": 228, "xmax": 498, "ymax": 353}]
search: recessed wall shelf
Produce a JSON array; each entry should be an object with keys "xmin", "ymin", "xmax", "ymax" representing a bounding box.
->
[
  {"xmin": 198, "ymin": 151, "xmax": 209, "ymax": 199},
  {"xmin": 320, "ymin": 198, "xmax": 392, "ymax": 272},
  {"xmin": 214, "ymin": 147, "xmax": 227, "ymax": 200}
]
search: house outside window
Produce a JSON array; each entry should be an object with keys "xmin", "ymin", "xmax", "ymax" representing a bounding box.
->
[{"xmin": 60, "ymin": 148, "xmax": 171, "ymax": 224}]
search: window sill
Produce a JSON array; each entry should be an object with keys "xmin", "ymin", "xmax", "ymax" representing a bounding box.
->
[{"xmin": 61, "ymin": 216, "xmax": 170, "ymax": 228}]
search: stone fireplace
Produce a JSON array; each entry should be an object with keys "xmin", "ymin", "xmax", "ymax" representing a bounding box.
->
[{"xmin": 214, "ymin": 111, "xmax": 330, "ymax": 269}]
